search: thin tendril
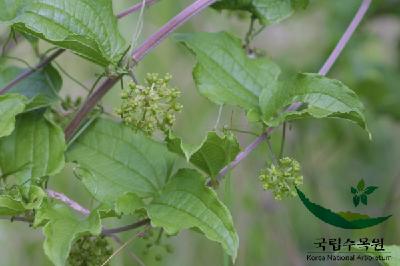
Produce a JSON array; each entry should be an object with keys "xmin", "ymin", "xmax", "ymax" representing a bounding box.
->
[
  {"xmin": 1, "ymin": 31, "xmax": 14, "ymax": 56},
  {"xmin": 54, "ymin": 61, "xmax": 90, "ymax": 92},
  {"xmin": 251, "ymin": 25, "xmax": 266, "ymax": 40},
  {"xmin": 226, "ymin": 128, "xmax": 258, "ymax": 136},
  {"xmin": 101, "ymin": 230, "xmax": 147, "ymax": 266},
  {"xmin": 244, "ymin": 16, "xmax": 256, "ymax": 49},
  {"xmin": 266, "ymin": 138, "xmax": 278, "ymax": 165},
  {"xmin": 87, "ymin": 73, "xmax": 106, "ymax": 99},
  {"xmin": 129, "ymin": 0, "xmax": 147, "ymax": 54},
  {"xmin": 213, "ymin": 105, "xmax": 224, "ymax": 130},
  {"xmin": 1, "ymin": 56, "xmax": 33, "ymax": 69}
]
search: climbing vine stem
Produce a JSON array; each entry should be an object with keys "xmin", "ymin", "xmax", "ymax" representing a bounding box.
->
[
  {"xmin": 215, "ymin": 0, "xmax": 372, "ymax": 182},
  {"xmin": 65, "ymin": 0, "xmax": 217, "ymax": 140}
]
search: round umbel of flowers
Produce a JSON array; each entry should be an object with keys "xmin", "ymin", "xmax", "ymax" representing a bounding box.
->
[
  {"xmin": 259, "ymin": 157, "xmax": 303, "ymax": 200},
  {"xmin": 116, "ymin": 73, "xmax": 183, "ymax": 135}
]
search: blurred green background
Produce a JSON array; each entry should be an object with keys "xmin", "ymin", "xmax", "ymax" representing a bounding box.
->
[{"xmin": 1, "ymin": 0, "xmax": 400, "ymax": 265}]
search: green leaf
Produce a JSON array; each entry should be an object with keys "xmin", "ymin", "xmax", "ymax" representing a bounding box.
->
[
  {"xmin": 1, "ymin": 0, "xmax": 127, "ymax": 66},
  {"xmin": 16, "ymin": 185, "xmax": 46, "ymax": 210},
  {"xmin": 147, "ymin": 169, "xmax": 239, "ymax": 260},
  {"xmin": 0, "ymin": 93, "xmax": 26, "ymax": 138},
  {"xmin": 357, "ymin": 179, "xmax": 365, "ymax": 191},
  {"xmin": 351, "ymin": 186, "xmax": 357, "ymax": 194},
  {"xmin": 0, "ymin": 0, "xmax": 22, "ymax": 21},
  {"xmin": 0, "ymin": 111, "xmax": 66, "ymax": 182},
  {"xmin": 0, "ymin": 195, "xmax": 25, "ymax": 215},
  {"xmin": 364, "ymin": 186, "xmax": 378, "ymax": 195},
  {"xmin": 67, "ymin": 118, "xmax": 176, "ymax": 203},
  {"xmin": 115, "ymin": 192, "xmax": 145, "ymax": 215},
  {"xmin": 361, "ymin": 194, "xmax": 368, "ymax": 205},
  {"xmin": 0, "ymin": 185, "xmax": 45, "ymax": 215},
  {"xmin": 353, "ymin": 195, "xmax": 360, "ymax": 207},
  {"xmin": 0, "ymin": 65, "xmax": 62, "ymax": 110},
  {"xmin": 67, "ymin": 120, "xmax": 239, "ymax": 259},
  {"xmin": 165, "ymin": 131, "xmax": 194, "ymax": 161},
  {"xmin": 34, "ymin": 201, "xmax": 101, "ymax": 266},
  {"xmin": 212, "ymin": 0, "xmax": 309, "ymax": 25},
  {"xmin": 259, "ymin": 73, "xmax": 369, "ymax": 135},
  {"xmin": 175, "ymin": 32, "xmax": 280, "ymax": 114},
  {"xmin": 166, "ymin": 131, "xmax": 240, "ymax": 179}
]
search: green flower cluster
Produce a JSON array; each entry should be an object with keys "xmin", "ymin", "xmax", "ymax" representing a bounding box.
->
[
  {"xmin": 116, "ymin": 73, "xmax": 183, "ymax": 135},
  {"xmin": 259, "ymin": 157, "xmax": 303, "ymax": 200},
  {"xmin": 67, "ymin": 235, "xmax": 113, "ymax": 266}
]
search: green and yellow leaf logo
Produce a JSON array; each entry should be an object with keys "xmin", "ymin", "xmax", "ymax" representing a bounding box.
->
[{"xmin": 296, "ymin": 179, "xmax": 391, "ymax": 229}]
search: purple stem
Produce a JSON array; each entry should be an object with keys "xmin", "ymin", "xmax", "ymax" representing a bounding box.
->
[
  {"xmin": 7, "ymin": 189, "xmax": 149, "ymax": 234},
  {"xmin": 217, "ymin": 130, "xmax": 271, "ymax": 180},
  {"xmin": 47, "ymin": 189, "xmax": 90, "ymax": 215},
  {"xmin": 216, "ymin": 0, "xmax": 372, "ymax": 181},
  {"xmin": 64, "ymin": 76, "xmax": 120, "ymax": 140},
  {"xmin": 132, "ymin": 0, "xmax": 216, "ymax": 62},
  {"xmin": 65, "ymin": 0, "xmax": 216, "ymax": 139},
  {"xmin": 117, "ymin": 0, "xmax": 158, "ymax": 19},
  {"xmin": 102, "ymin": 219, "xmax": 150, "ymax": 235},
  {"xmin": 0, "ymin": 49, "xmax": 66, "ymax": 95},
  {"xmin": 318, "ymin": 0, "xmax": 372, "ymax": 76}
]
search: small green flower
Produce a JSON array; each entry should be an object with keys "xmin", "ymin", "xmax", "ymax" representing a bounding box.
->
[
  {"xmin": 116, "ymin": 73, "xmax": 182, "ymax": 135},
  {"xmin": 259, "ymin": 157, "xmax": 303, "ymax": 200}
]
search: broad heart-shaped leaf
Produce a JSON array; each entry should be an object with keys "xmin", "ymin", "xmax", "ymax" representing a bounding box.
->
[
  {"xmin": 175, "ymin": 32, "xmax": 280, "ymax": 114},
  {"xmin": 34, "ymin": 201, "xmax": 101, "ymax": 266},
  {"xmin": 66, "ymin": 118, "xmax": 176, "ymax": 204},
  {"xmin": 212, "ymin": 0, "xmax": 309, "ymax": 25},
  {"xmin": 166, "ymin": 131, "xmax": 240, "ymax": 179},
  {"xmin": 0, "ymin": 0, "xmax": 126, "ymax": 66},
  {"xmin": 66, "ymin": 119, "xmax": 239, "ymax": 258},
  {"xmin": 260, "ymin": 73, "xmax": 369, "ymax": 134},
  {"xmin": 0, "ymin": 65, "xmax": 62, "ymax": 110},
  {"xmin": 0, "ymin": 185, "xmax": 45, "ymax": 215},
  {"xmin": 0, "ymin": 111, "xmax": 66, "ymax": 182},
  {"xmin": 0, "ymin": 93, "xmax": 26, "ymax": 138},
  {"xmin": 147, "ymin": 169, "xmax": 239, "ymax": 261}
]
